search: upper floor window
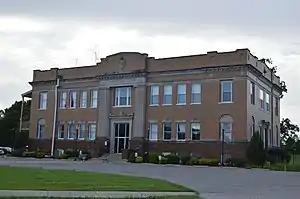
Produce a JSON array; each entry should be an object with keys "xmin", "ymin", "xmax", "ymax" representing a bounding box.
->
[
  {"xmin": 77, "ymin": 122, "xmax": 85, "ymax": 139},
  {"xmin": 191, "ymin": 83, "xmax": 201, "ymax": 104},
  {"xmin": 259, "ymin": 89, "xmax": 264, "ymax": 110},
  {"xmin": 163, "ymin": 122, "xmax": 172, "ymax": 140},
  {"xmin": 177, "ymin": 84, "xmax": 186, "ymax": 105},
  {"xmin": 163, "ymin": 85, "xmax": 172, "ymax": 105},
  {"xmin": 57, "ymin": 123, "xmax": 65, "ymax": 139},
  {"xmin": 275, "ymin": 97, "xmax": 279, "ymax": 116},
  {"xmin": 265, "ymin": 93, "xmax": 270, "ymax": 112},
  {"xmin": 250, "ymin": 82, "xmax": 255, "ymax": 105},
  {"xmin": 176, "ymin": 122, "xmax": 186, "ymax": 140},
  {"xmin": 191, "ymin": 122, "xmax": 200, "ymax": 141},
  {"xmin": 150, "ymin": 85, "xmax": 159, "ymax": 106},
  {"xmin": 69, "ymin": 91, "xmax": 77, "ymax": 108},
  {"xmin": 39, "ymin": 92, "xmax": 47, "ymax": 109},
  {"xmin": 67, "ymin": 121, "xmax": 75, "ymax": 139},
  {"xmin": 88, "ymin": 123, "xmax": 96, "ymax": 140},
  {"xmin": 59, "ymin": 92, "xmax": 67, "ymax": 109},
  {"xmin": 149, "ymin": 123, "xmax": 158, "ymax": 141},
  {"xmin": 220, "ymin": 80, "xmax": 233, "ymax": 102},
  {"xmin": 90, "ymin": 90, "xmax": 98, "ymax": 108},
  {"xmin": 79, "ymin": 91, "xmax": 87, "ymax": 108},
  {"xmin": 37, "ymin": 119, "xmax": 45, "ymax": 139},
  {"xmin": 115, "ymin": 87, "xmax": 131, "ymax": 107}
]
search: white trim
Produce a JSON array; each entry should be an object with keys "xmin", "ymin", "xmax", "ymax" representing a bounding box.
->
[
  {"xmin": 220, "ymin": 80, "xmax": 233, "ymax": 103},
  {"xmin": 114, "ymin": 87, "xmax": 131, "ymax": 107}
]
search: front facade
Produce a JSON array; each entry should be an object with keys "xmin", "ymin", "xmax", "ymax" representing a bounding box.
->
[{"xmin": 20, "ymin": 49, "xmax": 284, "ymax": 158}]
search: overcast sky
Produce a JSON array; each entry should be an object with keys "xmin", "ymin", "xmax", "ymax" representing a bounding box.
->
[{"xmin": 0, "ymin": 0, "xmax": 299, "ymax": 124}]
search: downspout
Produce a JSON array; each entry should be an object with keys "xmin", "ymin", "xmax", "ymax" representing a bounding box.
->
[
  {"xmin": 270, "ymin": 70, "xmax": 274, "ymax": 146},
  {"xmin": 50, "ymin": 78, "xmax": 60, "ymax": 156},
  {"xmin": 19, "ymin": 96, "xmax": 24, "ymax": 133}
]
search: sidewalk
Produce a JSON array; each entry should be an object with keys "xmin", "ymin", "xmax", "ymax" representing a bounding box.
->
[{"xmin": 0, "ymin": 190, "xmax": 197, "ymax": 198}]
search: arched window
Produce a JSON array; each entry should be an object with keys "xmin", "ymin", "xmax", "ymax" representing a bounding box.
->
[
  {"xmin": 252, "ymin": 116, "xmax": 255, "ymax": 136},
  {"xmin": 37, "ymin": 119, "xmax": 45, "ymax": 139},
  {"xmin": 220, "ymin": 115, "xmax": 233, "ymax": 142}
]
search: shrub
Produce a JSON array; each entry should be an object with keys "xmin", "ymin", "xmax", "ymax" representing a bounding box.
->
[
  {"xmin": 11, "ymin": 149, "xmax": 24, "ymax": 157},
  {"xmin": 64, "ymin": 150, "xmax": 79, "ymax": 158},
  {"xmin": 35, "ymin": 152, "xmax": 45, "ymax": 158},
  {"xmin": 127, "ymin": 152, "xmax": 136, "ymax": 163},
  {"xmin": 189, "ymin": 157, "xmax": 199, "ymax": 165},
  {"xmin": 149, "ymin": 153, "xmax": 159, "ymax": 164},
  {"xmin": 23, "ymin": 151, "xmax": 37, "ymax": 158},
  {"xmin": 165, "ymin": 154, "xmax": 180, "ymax": 164},
  {"xmin": 198, "ymin": 158, "xmax": 219, "ymax": 166},
  {"xmin": 135, "ymin": 156, "xmax": 143, "ymax": 163},
  {"xmin": 246, "ymin": 131, "xmax": 266, "ymax": 166},
  {"xmin": 81, "ymin": 150, "xmax": 92, "ymax": 160},
  {"xmin": 59, "ymin": 153, "xmax": 69, "ymax": 159},
  {"xmin": 225, "ymin": 157, "xmax": 248, "ymax": 168},
  {"xmin": 161, "ymin": 156, "xmax": 168, "ymax": 164},
  {"xmin": 266, "ymin": 147, "xmax": 291, "ymax": 164},
  {"xmin": 180, "ymin": 155, "xmax": 191, "ymax": 165}
]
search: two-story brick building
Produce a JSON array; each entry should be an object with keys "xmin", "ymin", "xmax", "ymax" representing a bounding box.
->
[{"xmin": 20, "ymin": 48, "xmax": 284, "ymax": 158}]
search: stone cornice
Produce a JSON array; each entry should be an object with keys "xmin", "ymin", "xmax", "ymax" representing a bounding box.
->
[
  {"xmin": 29, "ymin": 80, "xmax": 56, "ymax": 86},
  {"xmin": 96, "ymin": 71, "xmax": 147, "ymax": 80}
]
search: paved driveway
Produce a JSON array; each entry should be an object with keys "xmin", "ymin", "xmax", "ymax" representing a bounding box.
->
[{"xmin": 0, "ymin": 158, "xmax": 300, "ymax": 199}]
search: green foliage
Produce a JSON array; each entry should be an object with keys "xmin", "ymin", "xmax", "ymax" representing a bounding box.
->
[
  {"xmin": 11, "ymin": 149, "xmax": 24, "ymax": 157},
  {"xmin": 164, "ymin": 154, "xmax": 180, "ymax": 164},
  {"xmin": 189, "ymin": 157, "xmax": 199, "ymax": 165},
  {"xmin": 280, "ymin": 118, "xmax": 299, "ymax": 151},
  {"xmin": 149, "ymin": 153, "xmax": 159, "ymax": 164},
  {"xmin": 160, "ymin": 156, "xmax": 168, "ymax": 164},
  {"xmin": 266, "ymin": 147, "xmax": 291, "ymax": 164},
  {"xmin": 127, "ymin": 151, "xmax": 136, "ymax": 163},
  {"xmin": 180, "ymin": 155, "xmax": 191, "ymax": 165},
  {"xmin": 198, "ymin": 158, "xmax": 219, "ymax": 166},
  {"xmin": 246, "ymin": 131, "xmax": 266, "ymax": 166},
  {"xmin": 23, "ymin": 151, "xmax": 37, "ymax": 158},
  {"xmin": 225, "ymin": 157, "xmax": 247, "ymax": 168},
  {"xmin": 135, "ymin": 156, "xmax": 143, "ymax": 163},
  {"xmin": 64, "ymin": 150, "xmax": 79, "ymax": 158},
  {"xmin": 35, "ymin": 152, "xmax": 46, "ymax": 158},
  {"xmin": 59, "ymin": 153, "xmax": 69, "ymax": 159}
]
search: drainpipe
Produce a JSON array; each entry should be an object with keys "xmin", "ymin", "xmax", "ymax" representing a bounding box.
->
[
  {"xmin": 19, "ymin": 96, "xmax": 25, "ymax": 133},
  {"xmin": 50, "ymin": 78, "xmax": 60, "ymax": 156},
  {"xmin": 270, "ymin": 70, "xmax": 274, "ymax": 146}
]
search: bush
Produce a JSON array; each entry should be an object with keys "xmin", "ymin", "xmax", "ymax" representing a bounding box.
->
[
  {"xmin": 165, "ymin": 154, "xmax": 180, "ymax": 164},
  {"xmin": 161, "ymin": 157, "xmax": 168, "ymax": 164},
  {"xmin": 59, "ymin": 153, "xmax": 69, "ymax": 159},
  {"xmin": 225, "ymin": 157, "xmax": 248, "ymax": 168},
  {"xmin": 246, "ymin": 131, "xmax": 266, "ymax": 166},
  {"xmin": 81, "ymin": 150, "xmax": 92, "ymax": 160},
  {"xmin": 189, "ymin": 157, "xmax": 199, "ymax": 165},
  {"xmin": 23, "ymin": 151, "xmax": 37, "ymax": 158},
  {"xmin": 149, "ymin": 153, "xmax": 159, "ymax": 164},
  {"xmin": 198, "ymin": 158, "xmax": 219, "ymax": 166},
  {"xmin": 135, "ymin": 156, "xmax": 143, "ymax": 163},
  {"xmin": 266, "ymin": 147, "xmax": 291, "ymax": 164},
  {"xmin": 180, "ymin": 155, "xmax": 191, "ymax": 165},
  {"xmin": 127, "ymin": 152, "xmax": 136, "ymax": 163},
  {"xmin": 35, "ymin": 152, "xmax": 45, "ymax": 158},
  {"xmin": 11, "ymin": 149, "xmax": 24, "ymax": 157}
]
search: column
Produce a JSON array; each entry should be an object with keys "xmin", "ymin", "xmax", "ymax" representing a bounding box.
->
[
  {"xmin": 132, "ymin": 85, "xmax": 147, "ymax": 138},
  {"xmin": 97, "ymin": 87, "xmax": 110, "ymax": 138}
]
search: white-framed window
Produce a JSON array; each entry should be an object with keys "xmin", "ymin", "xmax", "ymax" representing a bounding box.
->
[
  {"xmin": 90, "ymin": 89, "xmax": 98, "ymax": 108},
  {"xmin": 149, "ymin": 123, "xmax": 158, "ymax": 141},
  {"xmin": 163, "ymin": 85, "xmax": 172, "ymax": 105},
  {"xmin": 220, "ymin": 115, "xmax": 233, "ymax": 143},
  {"xmin": 176, "ymin": 123, "xmax": 186, "ymax": 140},
  {"xmin": 250, "ymin": 82, "xmax": 255, "ymax": 105},
  {"xmin": 37, "ymin": 119, "xmax": 45, "ymax": 139},
  {"xmin": 67, "ymin": 121, "xmax": 75, "ymax": 139},
  {"xmin": 177, "ymin": 84, "xmax": 186, "ymax": 105},
  {"xmin": 220, "ymin": 80, "xmax": 233, "ymax": 102},
  {"xmin": 265, "ymin": 92, "xmax": 270, "ymax": 112},
  {"xmin": 79, "ymin": 91, "xmax": 87, "ymax": 108},
  {"xmin": 57, "ymin": 123, "xmax": 65, "ymax": 139},
  {"xmin": 115, "ymin": 87, "xmax": 131, "ymax": 107},
  {"xmin": 191, "ymin": 83, "xmax": 201, "ymax": 104},
  {"xmin": 69, "ymin": 91, "xmax": 77, "ymax": 108},
  {"xmin": 77, "ymin": 122, "xmax": 85, "ymax": 139},
  {"xmin": 59, "ymin": 91, "xmax": 67, "ymax": 109},
  {"xmin": 259, "ymin": 89, "xmax": 264, "ymax": 110},
  {"xmin": 150, "ymin": 85, "xmax": 159, "ymax": 105},
  {"xmin": 39, "ymin": 92, "xmax": 47, "ymax": 109},
  {"xmin": 191, "ymin": 122, "xmax": 200, "ymax": 141},
  {"xmin": 88, "ymin": 123, "xmax": 96, "ymax": 140},
  {"xmin": 163, "ymin": 122, "xmax": 172, "ymax": 140}
]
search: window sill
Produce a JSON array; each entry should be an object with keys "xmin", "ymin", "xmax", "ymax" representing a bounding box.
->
[
  {"xmin": 190, "ymin": 103, "xmax": 201, "ymax": 105},
  {"xmin": 90, "ymin": 106, "xmax": 98, "ymax": 109},
  {"xmin": 37, "ymin": 108, "xmax": 47, "ymax": 111},
  {"xmin": 176, "ymin": 139, "xmax": 186, "ymax": 141},
  {"xmin": 149, "ymin": 104, "xmax": 159, "ymax": 107},
  {"xmin": 149, "ymin": 139, "xmax": 158, "ymax": 142},
  {"xmin": 162, "ymin": 104, "xmax": 172, "ymax": 106},
  {"xmin": 218, "ymin": 101, "xmax": 233, "ymax": 104},
  {"xmin": 113, "ymin": 105, "xmax": 131, "ymax": 108},
  {"xmin": 57, "ymin": 138, "xmax": 64, "ymax": 140},
  {"xmin": 162, "ymin": 139, "xmax": 172, "ymax": 141},
  {"xmin": 78, "ymin": 138, "xmax": 85, "ymax": 140},
  {"xmin": 79, "ymin": 107, "xmax": 87, "ymax": 109},
  {"xmin": 176, "ymin": 103, "xmax": 186, "ymax": 106},
  {"xmin": 68, "ymin": 107, "xmax": 76, "ymax": 109}
]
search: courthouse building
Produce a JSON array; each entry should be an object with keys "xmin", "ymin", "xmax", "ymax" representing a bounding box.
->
[{"xmin": 20, "ymin": 48, "xmax": 284, "ymax": 158}]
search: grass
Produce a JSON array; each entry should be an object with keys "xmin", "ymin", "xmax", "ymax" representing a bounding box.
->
[{"xmin": 0, "ymin": 166, "xmax": 192, "ymax": 192}]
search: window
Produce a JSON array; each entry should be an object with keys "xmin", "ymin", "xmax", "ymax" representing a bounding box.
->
[
  {"xmin": 59, "ymin": 92, "xmax": 67, "ymax": 109},
  {"xmin": 67, "ymin": 121, "xmax": 75, "ymax": 139},
  {"xmin": 275, "ymin": 97, "xmax": 279, "ymax": 116},
  {"xmin": 191, "ymin": 83, "xmax": 201, "ymax": 104},
  {"xmin": 163, "ymin": 122, "xmax": 172, "ymax": 140},
  {"xmin": 37, "ymin": 119, "xmax": 45, "ymax": 139},
  {"xmin": 90, "ymin": 90, "xmax": 98, "ymax": 108},
  {"xmin": 265, "ymin": 93, "xmax": 270, "ymax": 112},
  {"xmin": 115, "ymin": 87, "xmax": 131, "ymax": 107},
  {"xmin": 149, "ymin": 123, "xmax": 158, "ymax": 140},
  {"xmin": 163, "ymin": 85, "xmax": 172, "ymax": 105},
  {"xmin": 57, "ymin": 123, "xmax": 65, "ymax": 139},
  {"xmin": 250, "ymin": 82, "xmax": 255, "ymax": 105},
  {"xmin": 79, "ymin": 91, "xmax": 87, "ymax": 108},
  {"xmin": 150, "ymin": 85, "xmax": 159, "ymax": 105},
  {"xmin": 88, "ymin": 123, "xmax": 96, "ymax": 140},
  {"xmin": 191, "ymin": 122, "xmax": 200, "ymax": 141},
  {"xmin": 77, "ymin": 123, "xmax": 85, "ymax": 139},
  {"xmin": 39, "ymin": 92, "xmax": 47, "ymax": 109},
  {"xmin": 177, "ymin": 84, "xmax": 186, "ymax": 105},
  {"xmin": 259, "ymin": 89, "xmax": 264, "ymax": 109},
  {"xmin": 69, "ymin": 91, "xmax": 77, "ymax": 108},
  {"xmin": 220, "ymin": 115, "xmax": 233, "ymax": 142},
  {"xmin": 251, "ymin": 116, "xmax": 255, "ymax": 136},
  {"xmin": 176, "ymin": 123, "xmax": 186, "ymax": 140},
  {"xmin": 220, "ymin": 81, "xmax": 233, "ymax": 102}
]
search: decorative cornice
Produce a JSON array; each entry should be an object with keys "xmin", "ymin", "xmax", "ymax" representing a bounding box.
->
[
  {"xmin": 29, "ymin": 80, "xmax": 56, "ymax": 86},
  {"xmin": 97, "ymin": 71, "xmax": 147, "ymax": 81}
]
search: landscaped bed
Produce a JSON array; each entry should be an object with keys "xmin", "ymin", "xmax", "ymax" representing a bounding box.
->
[{"xmin": 0, "ymin": 166, "xmax": 192, "ymax": 192}]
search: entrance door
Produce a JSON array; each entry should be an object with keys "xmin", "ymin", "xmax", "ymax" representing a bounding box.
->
[{"xmin": 114, "ymin": 123, "xmax": 130, "ymax": 153}]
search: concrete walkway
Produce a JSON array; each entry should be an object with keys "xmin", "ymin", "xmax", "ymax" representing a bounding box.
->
[{"xmin": 0, "ymin": 190, "xmax": 198, "ymax": 198}]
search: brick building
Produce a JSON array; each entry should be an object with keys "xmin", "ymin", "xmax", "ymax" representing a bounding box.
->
[{"xmin": 20, "ymin": 48, "xmax": 284, "ymax": 158}]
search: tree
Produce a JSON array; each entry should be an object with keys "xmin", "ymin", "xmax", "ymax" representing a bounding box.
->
[
  {"xmin": 0, "ymin": 100, "xmax": 31, "ymax": 147},
  {"xmin": 280, "ymin": 118, "xmax": 299, "ymax": 151},
  {"xmin": 246, "ymin": 131, "xmax": 266, "ymax": 166}
]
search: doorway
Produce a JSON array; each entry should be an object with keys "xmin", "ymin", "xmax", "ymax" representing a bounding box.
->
[{"xmin": 113, "ymin": 123, "xmax": 130, "ymax": 153}]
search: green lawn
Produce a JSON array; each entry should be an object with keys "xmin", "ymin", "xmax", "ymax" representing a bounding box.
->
[{"xmin": 0, "ymin": 166, "xmax": 192, "ymax": 192}]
